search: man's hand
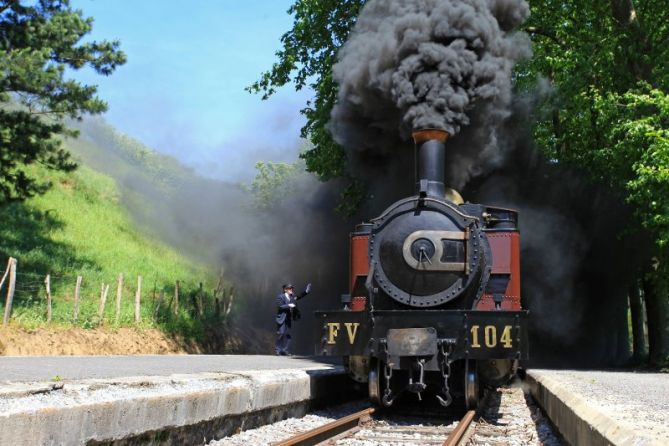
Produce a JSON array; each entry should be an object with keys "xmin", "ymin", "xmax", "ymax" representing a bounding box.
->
[
  {"xmin": 288, "ymin": 303, "xmax": 296, "ymax": 308},
  {"xmin": 305, "ymin": 283, "xmax": 312, "ymax": 294}
]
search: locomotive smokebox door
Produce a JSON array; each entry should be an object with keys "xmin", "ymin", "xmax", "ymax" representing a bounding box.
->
[{"xmin": 386, "ymin": 327, "xmax": 437, "ymax": 356}]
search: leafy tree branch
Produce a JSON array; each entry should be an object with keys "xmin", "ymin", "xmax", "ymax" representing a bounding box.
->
[{"xmin": 0, "ymin": 0, "xmax": 126, "ymax": 204}]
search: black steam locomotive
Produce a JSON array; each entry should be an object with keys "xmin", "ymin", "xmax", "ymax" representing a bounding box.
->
[{"xmin": 315, "ymin": 129, "xmax": 528, "ymax": 409}]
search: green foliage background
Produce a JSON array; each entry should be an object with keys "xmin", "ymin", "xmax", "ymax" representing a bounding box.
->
[{"xmin": 252, "ymin": 0, "xmax": 669, "ymax": 363}]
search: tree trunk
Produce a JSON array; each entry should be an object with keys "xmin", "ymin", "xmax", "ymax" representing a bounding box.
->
[
  {"xmin": 629, "ymin": 281, "xmax": 647, "ymax": 361},
  {"xmin": 643, "ymin": 277, "xmax": 669, "ymax": 365},
  {"xmin": 610, "ymin": 0, "xmax": 639, "ymax": 27},
  {"xmin": 617, "ymin": 291, "xmax": 631, "ymax": 364},
  {"xmin": 609, "ymin": 0, "xmax": 654, "ymax": 84}
]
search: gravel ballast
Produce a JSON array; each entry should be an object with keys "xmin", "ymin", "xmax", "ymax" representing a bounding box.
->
[
  {"xmin": 211, "ymin": 385, "xmax": 562, "ymax": 446},
  {"xmin": 209, "ymin": 400, "xmax": 371, "ymax": 446}
]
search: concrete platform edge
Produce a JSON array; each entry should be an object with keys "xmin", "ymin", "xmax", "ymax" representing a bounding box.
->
[
  {"xmin": 526, "ymin": 370, "xmax": 662, "ymax": 446},
  {"xmin": 0, "ymin": 367, "xmax": 350, "ymax": 446}
]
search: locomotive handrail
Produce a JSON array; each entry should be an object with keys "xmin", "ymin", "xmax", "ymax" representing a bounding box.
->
[{"xmin": 371, "ymin": 195, "xmax": 475, "ymax": 224}]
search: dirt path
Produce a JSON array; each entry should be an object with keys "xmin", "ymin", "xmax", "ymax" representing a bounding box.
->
[{"xmin": 0, "ymin": 326, "xmax": 195, "ymax": 356}]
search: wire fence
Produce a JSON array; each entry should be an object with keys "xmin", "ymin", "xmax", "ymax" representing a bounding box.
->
[{"xmin": 0, "ymin": 257, "xmax": 235, "ymax": 328}]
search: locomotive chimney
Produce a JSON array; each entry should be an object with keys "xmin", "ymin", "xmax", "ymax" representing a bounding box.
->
[{"xmin": 412, "ymin": 129, "xmax": 449, "ymax": 199}]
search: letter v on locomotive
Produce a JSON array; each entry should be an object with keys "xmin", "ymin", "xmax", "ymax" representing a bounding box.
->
[{"xmin": 327, "ymin": 322, "xmax": 361, "ymax": 344}]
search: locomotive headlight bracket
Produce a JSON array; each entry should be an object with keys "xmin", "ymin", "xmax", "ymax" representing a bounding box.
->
[{"xmin": 402, "ymin": 229, "xmax": 470, "ymax": 272}]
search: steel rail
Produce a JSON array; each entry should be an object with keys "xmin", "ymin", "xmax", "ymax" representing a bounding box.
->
[
  {"xmin": 273, "ymin": 407, "xmax": 375, "ymax": 446},
  {"xmin": 442, "ymin": 410, "xmax": 476, "ymax": 446}
]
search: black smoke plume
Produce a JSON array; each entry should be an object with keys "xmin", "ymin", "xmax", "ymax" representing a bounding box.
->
[
  {"xmin": 330, "ymin": 0, "xmax": 531, "ymax": 187},
  {"xmin": 325, "ymin": 0, "xmax": 648, "ymax": 366}
]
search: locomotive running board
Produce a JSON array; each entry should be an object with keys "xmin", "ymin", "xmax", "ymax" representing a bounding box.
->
[{"xmin": 314, "ymin": 309, "xmax": 529, "ymax": 361}]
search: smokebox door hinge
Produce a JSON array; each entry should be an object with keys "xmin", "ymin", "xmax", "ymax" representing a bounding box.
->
[
  {"xmin": 419, "ymin": 179, "xmax": 428, "ymax": 196},
  {"xmin": 418, "ymin": 179, "xmax": 428, "ymax": 206}
]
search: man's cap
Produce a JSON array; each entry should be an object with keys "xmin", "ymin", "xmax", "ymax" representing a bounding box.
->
[{"xmin": 282, "ymin": 283, "xmax": 294, "ymax": 290}]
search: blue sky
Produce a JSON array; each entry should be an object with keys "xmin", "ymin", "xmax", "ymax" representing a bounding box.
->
[{"xmin": 71, "ymin": 0, "xmax": 309, "ymax": 181}]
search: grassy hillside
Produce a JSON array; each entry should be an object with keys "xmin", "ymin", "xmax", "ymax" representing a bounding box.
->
[
  {"xmin": 67, "ymin": 117, "xmax": 242, "ymax": 266},
  {"xmin": 0, "ymin": 120, "xmax": 224, "ymax": 335}
]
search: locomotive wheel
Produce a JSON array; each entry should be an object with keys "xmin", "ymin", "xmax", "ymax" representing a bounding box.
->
[
  {"xmin": 465, "ymin": 360, "xmax": 479, "ymax": 410},
  {"xmin": 368, "ymin": 357, "xmax": 381, "ymax": 405}
]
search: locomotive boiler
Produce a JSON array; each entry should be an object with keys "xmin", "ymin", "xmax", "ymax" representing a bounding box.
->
[{"xmin": 315, "ymin": 129, "xmax": 529, "ymax": 409}]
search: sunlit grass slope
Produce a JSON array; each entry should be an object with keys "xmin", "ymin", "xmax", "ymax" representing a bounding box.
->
[{"xmin": 0, "ymin": 150, "xmax": 215, "ymax": 332}]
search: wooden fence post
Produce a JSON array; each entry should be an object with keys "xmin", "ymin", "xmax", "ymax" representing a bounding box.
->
[
  {"xmin": 198, "ymin": 282, "xmax": 204, "ymax": 316},
  {"xmin": 154, "ymin": 289, "xmax": 164, "ymax": 319},
  {"xmin": 135, "ymin": 275, "xmax": 142, "ymax": 323},
  {"xmin": 3, "ymin": 258, "xmax": 17, "ymax": 326},
  {"xmin": 0, "ymin": 257, "xmax": 11, "ymax": 294},
  {"xmin": 224, "ymin": 287, "xmax": 234, "ymax": 322},
  {"xmin": 173, "ymin": 280, "xmax": 180, "ymax": 315},
  {"xmin": 45, "ymin": 274, "xmax": 52, "ymax": 323},
  {"xmin": 115, "ymin": 273, "xmax": 123, "ymax": 324},
  {"xmin": 98, "ymin": 283, "xmax": 109, "ymax": 322},
  {"xmin": 73, "ymin": 275, "xmax": 82, "ymax": 322}
]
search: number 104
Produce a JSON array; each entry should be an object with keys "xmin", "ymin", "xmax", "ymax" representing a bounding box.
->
[{"xmin": 470, "ymin": 325, "xmax": 513, "ymax": 348}]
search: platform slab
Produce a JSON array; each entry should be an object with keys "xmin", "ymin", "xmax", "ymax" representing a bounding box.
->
[
  {"xmin": 0, "ymin": 354, "xmax": 340, "ymax": 382},
  {"xmin": 0, "ymin": 355, "xmax": 349, "ymax": 445},
  {"xmin": 527, "ymin": 369, "xmax": 668, "ymax": 446}
]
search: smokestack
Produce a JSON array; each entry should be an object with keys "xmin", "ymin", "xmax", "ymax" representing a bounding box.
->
[{"xmin": 412, "ymin": 129, "xmax": 449, "ymax": 199}]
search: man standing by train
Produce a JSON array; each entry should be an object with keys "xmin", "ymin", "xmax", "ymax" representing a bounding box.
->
[{"xmin": 275, "ymin": 282, "xmax": 312, "ymax": 355}]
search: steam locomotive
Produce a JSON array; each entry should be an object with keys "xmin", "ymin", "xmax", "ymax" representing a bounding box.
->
[{"xmin": 315, "ymin": 129, "xmax": 529, "ymax": 409}]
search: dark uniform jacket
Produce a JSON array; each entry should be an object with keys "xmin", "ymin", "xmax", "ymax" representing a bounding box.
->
[{"xmin": 275, "ymin": 290, "xmax": 307, "ymax": 328}]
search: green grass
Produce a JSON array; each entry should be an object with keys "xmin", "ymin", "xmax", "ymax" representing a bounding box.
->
[
  {"xmin": 0, "ymin": 117, "xmax": 240, "ymax": 341},
  {"xmin": 0, "ymin": 162, "xmax": 218, "ymax": 336}
]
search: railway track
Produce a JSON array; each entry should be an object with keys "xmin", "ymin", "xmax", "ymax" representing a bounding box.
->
[
  {"xmin": 214, "ymin": 386, "xmax": 563, "ymax": 446},
  {"xmin": 273, "ymin": 407, "xmax": 476, "ymax": 446}
]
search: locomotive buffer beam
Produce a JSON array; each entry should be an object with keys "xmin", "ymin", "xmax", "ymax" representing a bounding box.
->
[{"xmin": 315, "ymin": 310, "xmax": 529, "ymax": 363}]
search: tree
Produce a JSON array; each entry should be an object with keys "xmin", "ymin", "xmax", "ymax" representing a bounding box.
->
[
  {"xmin": 245, "ymin": 160, "xmax": 305, "ymax": 210},
  {"xmin": 588, "ymin": 86, "xmax": 669, "ymax": 365},
  {"xmin": 520, "ymin": 0, "xmax": 669, "ymax": 365},
  {"xmin": 247, "ymin": 0, "xmax": 364, "ymax": 187},
  {"xmin": 254, "ymin": 0, "xmax": 669, "ymax": 364},
  {"xmin": 0, "ymin": 0, "xmax": 126, "ymax": 204}
]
